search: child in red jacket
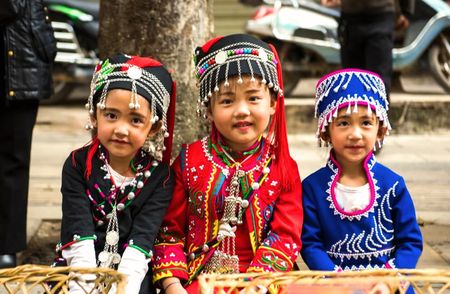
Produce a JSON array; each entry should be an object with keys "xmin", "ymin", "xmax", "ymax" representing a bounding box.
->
[{"xmin": 152, "ymin": 34, "xmax": 303, "ymax": 294}]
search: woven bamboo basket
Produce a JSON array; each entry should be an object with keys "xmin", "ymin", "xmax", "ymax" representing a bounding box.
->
[
  {"xmin": 0, "ymin": 265, "xmax": 126, "ymax": 294},
  {"xmin": 198, "ymin": 269, "xmax": 450, "ymax": 294}
]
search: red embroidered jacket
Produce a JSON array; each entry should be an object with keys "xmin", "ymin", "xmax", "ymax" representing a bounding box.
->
[{"xmin": 152, "ymin": 137, "xmax": 303, "ymax": 285}]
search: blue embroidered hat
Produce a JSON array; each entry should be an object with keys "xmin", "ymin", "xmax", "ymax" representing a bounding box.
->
[{"xmin": 315, "ymin": 68, "xmax": 391, "ymax": 137}]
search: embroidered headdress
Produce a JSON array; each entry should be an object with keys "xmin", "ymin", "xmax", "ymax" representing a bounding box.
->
[
  {"xmin": 194, "ymin": 34, "xmax": 294, "ymax": 190},
  {"xmin": 315, "ymin": 68, "xmax": 391, "ymax": 143},
  {"xmin": 85, "ymin": 54, "xmax": 176, "ymax": 164},
  {"xmin": 194, "ymin": 33, "xmax": 282, "ymax": 113}
]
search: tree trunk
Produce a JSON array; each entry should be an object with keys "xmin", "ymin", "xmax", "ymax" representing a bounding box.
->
[{"xmin": 98, "ymin": 0, "xmax": 213, "ymax": 158}]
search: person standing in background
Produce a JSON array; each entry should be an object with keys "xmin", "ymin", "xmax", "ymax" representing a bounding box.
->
[
  {"xmin": 0, "ymin": 0, "xmax": 56, "ymax": 268},
  {"xmin": 322, "ymin": 0, "xmax": 415, "ymax": 100}
]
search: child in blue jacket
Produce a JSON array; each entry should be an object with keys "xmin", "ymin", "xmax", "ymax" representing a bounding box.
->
[{"xmin": 301, "ymin": 69, "xmax": 422, "ymax": 280}]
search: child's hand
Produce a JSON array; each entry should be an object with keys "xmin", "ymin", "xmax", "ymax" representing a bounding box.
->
[
  {"xmin": 165, "ymin": 282, "xmax": 187, "ymax": 294},
  {"xmin": 395, "ymin": 14, "xmax": 410, "ymax": 31},
  {"xmin": 162, "ymin": 278, "xmax": 186, "ymax": 294},
  {"xmin": 321, "ymin": 0, "xmax": 341, "ymax": 7}
]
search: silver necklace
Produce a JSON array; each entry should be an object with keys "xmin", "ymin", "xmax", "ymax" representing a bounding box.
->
[
  {"xmin": 204, "ymin": 147, "xmax": 253, "ymax": 274},
  {"xmin": 98, "ymin": 161, "xmax": 130, "ymax": 269}
]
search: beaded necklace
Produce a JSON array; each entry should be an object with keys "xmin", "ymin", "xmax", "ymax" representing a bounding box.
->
[
  {"xmin": 202, "ymin": 137, "xmax": 272, "ymax": 274},
  {"xmin": 88, "ymin": 145, "xmax": 158, "ymax": 269}
]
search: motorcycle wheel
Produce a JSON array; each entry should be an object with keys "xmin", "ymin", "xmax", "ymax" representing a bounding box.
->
[
  {"xmin": 40, "ymin": 80, "xmax": 76, "ymax": 105},
  {"xmin": 428, "ymin": 35, "xmax": 450, "ymax": 93}
]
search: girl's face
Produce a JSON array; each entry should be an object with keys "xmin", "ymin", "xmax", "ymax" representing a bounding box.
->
[
  {"xmin": 91, "ymin": 89, "xmax": 157, "ymax": 171},
  {"xmin": 325, "ymin": 106, "xmax": 385, "ymax": 169},
  {"xmin": 208, "ymin": 76, "xmax": 276, "ymax": 152}
]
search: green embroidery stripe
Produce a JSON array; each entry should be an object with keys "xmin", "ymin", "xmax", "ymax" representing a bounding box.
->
[
  {"xmin": 242, "ymin": 157, "xmax": 272, "ymax": 200},
  {"xmin": 123, "ymin": 165, "xmax": 157, "ymax": 209},
  {"xmin": 129, "ymin": 158, "xmax": 137, "ymax": 173},
  {"xmin": 250, "ymin": 203, "xmax": 258, "ymax": 251},
  {"xmin": 261, "ymin": 253, "xmax": 288, "ymax": 271},
  {"xmin": 211, "ymin": 143, "xmax": 232, "ymax": 166},
  {"xmin": 76, "ymin": 236, "xmax": 96, "ymax": 242},
  {"xmin": 57, "ymin": 235, "xmax": 97, "ymax": 252},
  {"xmin": 218, "ymin": 137, "xmax": 262, "ymax": 157},
  {"xmin": 128, "ymin": 244, "xmax": 152, "ymax": 258},
  {"xmin": 188, "ymin": 265, "xmax": 205, "ymax": 283}
]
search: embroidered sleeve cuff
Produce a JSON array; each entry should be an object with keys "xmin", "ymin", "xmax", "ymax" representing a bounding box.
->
[
  {"xmin": 152, "ymin": 243, "xmax": 188, "ymax": 284},
  {"xmin": 61, "ymin": 239, "xmax": 97, "ymax": 269},
  {"xmin": 248, "ymin": 246, "xmax": 294, "ymax": 272},
  {"xmin": 56, "ymin": 234, "xmax": 97, "ymax": 252},
  {"xmin": 261, "ymin": 237, "xmax": 301, "ymax": 264},
  {"xmin": 152, "ymin": 266, "xmax": 189, "ymax": 284},
  {"xmin": 127, "ymin": 242, "xmax": 153, "ymax": 259}
]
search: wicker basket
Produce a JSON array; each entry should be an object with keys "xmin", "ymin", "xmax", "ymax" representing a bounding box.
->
[
  {"xmin": 0, "ymin": 264, "xmax": 126, "ymax": 294},
  {"xmin": 198, "ymin": 269, "xmax": 450, "ymax": 294}
]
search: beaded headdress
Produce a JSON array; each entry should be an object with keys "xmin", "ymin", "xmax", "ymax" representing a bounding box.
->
[
  {"xmin": 315, "ymin": 68, "xmax": 391, "ymax": 144},
  {"xmin": 85, "ymin": 54, "xmax": 176, "ymax": 163},
  {"xmin": 194, "ymin": 33, "xmax": 283, "ymax": 116},
  {"xmin": 194, "ymin": 34, "xmax": 294, "ymax": 191}
]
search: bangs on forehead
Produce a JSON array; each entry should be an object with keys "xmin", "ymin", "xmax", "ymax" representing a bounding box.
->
[
  {"xmin": 217, "ymin": 75, "xmax": 267, "ymax": 93},
  {"xmin": 335, "ymin": 103, "xmax": 379, "ymax": 120},
  {"xmin": 224, "ymin": 74, "xmax": 265, "ymax": 85}
]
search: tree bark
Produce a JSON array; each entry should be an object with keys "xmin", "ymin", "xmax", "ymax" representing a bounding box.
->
[{"xmin": 98, "ymin": 0, "xmax": 213, "ymax": 158}]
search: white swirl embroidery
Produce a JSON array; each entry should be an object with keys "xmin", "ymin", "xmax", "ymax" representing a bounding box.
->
[{"xmin": 327, "ymin": 181, "xmax": 399, "ymax": 261}]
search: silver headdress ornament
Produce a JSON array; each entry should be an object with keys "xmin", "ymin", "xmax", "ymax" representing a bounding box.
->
[
  {"xmin": 194, "ymin": 34, "xmax": 283, "ymax": 118},
  {"xmin": 314, "ymin": 69, "xmax": 391, "ymax": 146},
  {"xmin": 85, "ymin": 55, "xmax": 172, "ymax": 161}
]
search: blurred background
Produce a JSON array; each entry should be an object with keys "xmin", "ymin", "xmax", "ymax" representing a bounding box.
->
[{"xmin": 44, "ymin": 0, "xmax": 450, "ymax": 104}]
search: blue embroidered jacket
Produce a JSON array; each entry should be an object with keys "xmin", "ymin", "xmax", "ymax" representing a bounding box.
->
[{"xmin": 301, "ymin": 151, "xmax": 423, "ymax": 271}]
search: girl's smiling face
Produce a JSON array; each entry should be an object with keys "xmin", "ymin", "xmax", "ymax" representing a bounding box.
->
[
  {"xmin": 325, "ymin": 106, "xmax": 385, "ymax": 170},
  {"xmin": 208, "ymin": 75, "xmax": 276, "ymax": 152},
  {"xmin": 92, "ymin": 89, "xmax": 158, "ymax": 172}
]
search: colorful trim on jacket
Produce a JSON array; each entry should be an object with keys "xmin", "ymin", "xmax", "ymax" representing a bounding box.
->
[{"xmin": 152, "ymin": 137, "xmax": 303, "ymax": 284}]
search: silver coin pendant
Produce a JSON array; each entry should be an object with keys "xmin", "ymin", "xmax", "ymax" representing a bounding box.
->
[{"xmin": 106, "ymin": 231, "xmax": 119, "ymax": 246}]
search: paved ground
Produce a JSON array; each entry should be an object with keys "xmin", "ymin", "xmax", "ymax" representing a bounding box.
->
[{"xmin": 21, "ymin": 83, "xmax": 450, "ymax": 271}]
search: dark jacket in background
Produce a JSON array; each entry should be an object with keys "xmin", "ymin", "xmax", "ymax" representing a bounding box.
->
[
  {"xmin": 338, "ymin": 0, "xmax": 415, "ymax": 97},
  {"xmin": 0, "ymin": 0, "xmax": 57, "ymax": 103},
  {"xmin": 0, "ymin": 0, "xmax": 56, "ymax": 255},
  {"xmin": 341, "ymin": 0, "xmax": 415, "ymax": 18}
]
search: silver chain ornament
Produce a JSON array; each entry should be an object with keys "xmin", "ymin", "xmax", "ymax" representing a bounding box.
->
[
  {"xmin": 203, "ymin": 150, "xmax": 253, "ymax": 274},
  {"xmin": 98, "ymin": 206, "xmax": 121, "ymax": 268}
]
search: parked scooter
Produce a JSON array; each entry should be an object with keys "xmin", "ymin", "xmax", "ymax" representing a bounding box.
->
[
  {"xmin": 246, "ymin": 0, "xmax": 450, "ymax": 96},
  {"xmin": 43, "ymin": 0, "xmax": 99, "ymax": 104}
]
